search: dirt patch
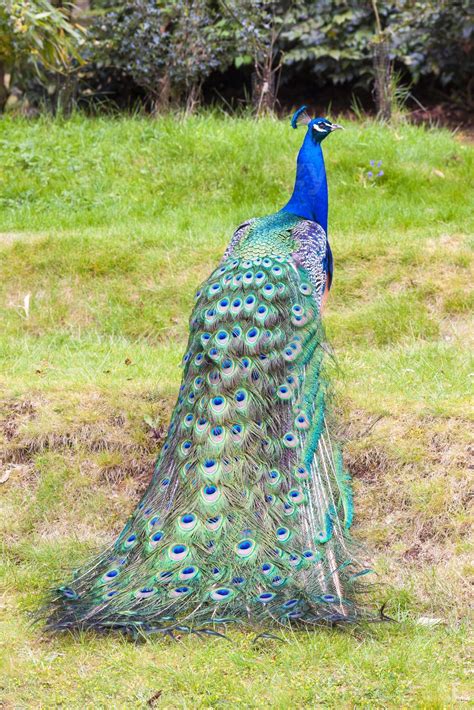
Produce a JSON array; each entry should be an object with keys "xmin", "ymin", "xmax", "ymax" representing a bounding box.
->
[
  {"xmin": 425, "ymin": 232, "xmax": 470, "ymax": 254},
  {"xmin": 0, "ymin": 398, "xmax": 38, "ymax": 441},
  {"xmin": 0, "ymin": 393, "xmax": 167, "ymax": 499},
  {"xmin": 409, "ymin": 103, "xmax": 474, "ymax": 137}
]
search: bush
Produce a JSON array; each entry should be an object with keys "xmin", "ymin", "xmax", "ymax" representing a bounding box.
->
[
  {"xmin": 93, "ymin": 0, "xmax": 233, "ymax": 113},
  {"xmin": 282, "ymin": 0, "xmax": 473, "ymax": 100},
  {"xmin": 7, "ymin": 0, "xmax": 473, "ymax": 114},
  {"xmin": 0, "ymin": 0, "xmax": 84, "ymax": 112}
]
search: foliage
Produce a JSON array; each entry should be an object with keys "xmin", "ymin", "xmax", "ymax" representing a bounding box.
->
[
  {"xmin": 389, "ymin": 0, "xmax": 474, "ymax": 92},
  {"xmin": 281, "ymin": 0, "xmax": 473, "ymax": 103},
  {"xmin": 221, "ymin": 0, "xmax": 303, "ymax": 113},
  {"xmin": 58, "ymin": 0, "xmax": 472, "ymax": 115},
  {"xmin": 0, "ymin": 0, "xmax": 83, "ymax": 70},
  {"xmin": 281, "ymin": 0, "xmax": 376, "ymax": 87},
  {"xmin": 94, "ymin": 0, "xmax": 233, "ymax": 112},
  {"xmin": 0, "ymin": 0, "xmax": 84, "ymax": 111},
  {"xmin": 5, "ymin": 0, "xmax": 471, "ymax": 113}
]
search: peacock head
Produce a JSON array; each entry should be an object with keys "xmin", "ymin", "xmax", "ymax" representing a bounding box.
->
[{"xmin": 291, "ymin": 106, "xmax": 343, "ymax": 144}]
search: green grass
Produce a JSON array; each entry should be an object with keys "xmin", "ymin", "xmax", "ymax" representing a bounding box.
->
[
  {"xmin": 0, "ymin": 113, "xmax": 473, "ymax": 708},
  {"xmin": 1, "ymin": 620, "xmax": 471, "ymax": 707}
]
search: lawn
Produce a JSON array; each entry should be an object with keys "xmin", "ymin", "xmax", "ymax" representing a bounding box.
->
[{"xmin": 0, "ymin": 113, "xmax": 472, "ymax": 708}]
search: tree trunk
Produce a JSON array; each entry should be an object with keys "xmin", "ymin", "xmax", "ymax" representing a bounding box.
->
[
  {"xmin": 56, "ymin": 73, "xmax": 76, "ymax": 117},
  {"xmin": 185, "ymin": 82, "xmax": 201, "ymax": 115},
  {"xmin": 0, "ymin": 61, "xmax": 10, "ymax": 114},
  {"xmin": 252, "ymin": 63, "xmax": 276, "ymax": 116},
  {"xmin": 372, "ymin": 36, "xmax": 392, "ymax": 121},
  {"xmin": 151, "ymin": 73, "xmax": 171, "ymax": 115}
]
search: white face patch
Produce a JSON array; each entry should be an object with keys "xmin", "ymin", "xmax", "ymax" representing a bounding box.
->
[{"xmin": 313, "ymin": 123, "xmax": 328, "ymax": 133}]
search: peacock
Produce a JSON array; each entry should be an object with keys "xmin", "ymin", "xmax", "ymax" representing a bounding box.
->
[{"xmin": 43, "ymin": 107, "xmax": 375, "ymax": 637}]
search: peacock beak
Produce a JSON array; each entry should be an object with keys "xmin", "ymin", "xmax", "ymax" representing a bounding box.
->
[{"xmin": 330, "ymin": 123, "xmax": 344, "ymax": 131}]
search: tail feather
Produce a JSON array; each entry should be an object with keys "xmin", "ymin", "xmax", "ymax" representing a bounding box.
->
[{"xmin": 42, "ymin": 253, "xmax": 373, "ymax": 634}]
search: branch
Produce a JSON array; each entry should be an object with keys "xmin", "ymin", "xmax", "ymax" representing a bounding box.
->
[{"xmin": 370, "ymin": 0, "xmax": 383, "ymax": 37}]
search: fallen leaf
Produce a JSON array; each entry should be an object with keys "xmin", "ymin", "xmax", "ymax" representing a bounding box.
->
[
  {"xmin": 124, "ymin": 358, "xmax": 132, "ymax": 366},
  {"xmin": 0, "ymin": 470, "xmax": 11, "ymax": 484},
  {"xmin": 433, "ymin": 169, "xmax": 445, "ymax": 178},
  {"xmin": 23, "ymin": 293, "xmax": 31, "ymax": 319},
  {"xmin": 147, "ymin": 690, "xmax": 162, "ymax": 707},
  {"xmin": 416, "ymin": 616, "xmax": 444, "ymax": 626}
]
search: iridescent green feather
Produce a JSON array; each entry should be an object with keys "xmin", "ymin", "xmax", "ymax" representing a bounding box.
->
[{"xmin": 42, "ymin": 212, "xmax": 373, "ymax": 635}]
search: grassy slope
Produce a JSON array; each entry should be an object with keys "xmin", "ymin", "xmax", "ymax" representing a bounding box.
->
[{"xmin": 0, "ymin": 114, "xmax": 472, "ymax": 708}]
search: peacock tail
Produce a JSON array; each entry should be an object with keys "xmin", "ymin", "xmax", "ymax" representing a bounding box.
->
[{"xmin": 43, "ymin": 211, "xmax": 374, "ymax": 637}]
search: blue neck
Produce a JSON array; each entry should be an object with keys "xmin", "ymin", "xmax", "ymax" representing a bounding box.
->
[{"xmin": 280, "ymin": 130, "xmax": 328, "ymax": 233}]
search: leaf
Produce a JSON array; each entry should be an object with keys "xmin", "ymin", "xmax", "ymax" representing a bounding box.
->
[
  {"xmin": 147, "ymin": 690, "xmax": 162, "ymax": 707},
  {"xmin": 416, "ymin": 616, "xmax": 444, "ymax": 626},
  {"xmin": 235, "ymin": 54, "xmax": 251, "ymax": 69},
  {"xmin": 0, "ymin": 470, "xmax": 11, "ymax": 484}
]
